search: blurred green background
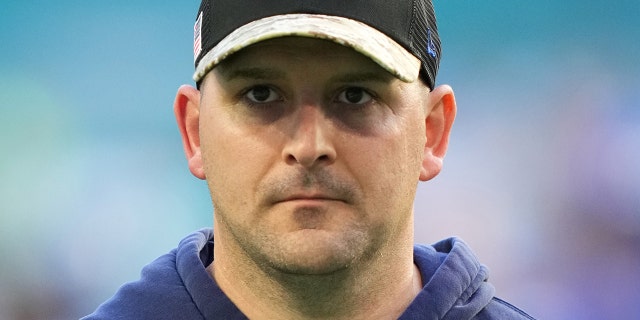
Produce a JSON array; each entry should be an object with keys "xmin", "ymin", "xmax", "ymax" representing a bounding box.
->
[{"xmin": 1, "ymin": 1, "xmax": 638, "ymax": 319}]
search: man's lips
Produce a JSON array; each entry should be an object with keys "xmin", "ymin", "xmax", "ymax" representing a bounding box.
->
[
  {"xmin": 261, "ymin": 170, "xmax": 355, "ymax": 206},
  {"xmin": 274, "ymin": 193, "xmax": 345, "ymax": 204}
]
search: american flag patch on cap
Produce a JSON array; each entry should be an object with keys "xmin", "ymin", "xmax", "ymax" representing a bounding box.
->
[{"xmin": 193, "ymin": 12, "xmax": 203, "ymax": 62}]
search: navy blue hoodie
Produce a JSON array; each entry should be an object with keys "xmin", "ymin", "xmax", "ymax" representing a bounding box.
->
[{"xmin": 83, "ymin": 229, "xmax": 534, "ymax": 319}]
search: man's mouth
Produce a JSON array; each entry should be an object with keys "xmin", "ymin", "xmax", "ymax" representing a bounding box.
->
[{"xmin": 276, "ymin": 193, "xmax": 343, "ymax": 204}]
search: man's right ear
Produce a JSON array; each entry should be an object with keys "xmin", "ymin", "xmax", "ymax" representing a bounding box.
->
[{"xmin": 174, "ymin": 85, "xmax": 205, "ymax": 180}]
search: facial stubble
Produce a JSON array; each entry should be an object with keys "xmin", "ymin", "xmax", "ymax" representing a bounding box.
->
[{"xmin": 212, "ymin": 169, "xmax": 388, "ymax": 278}]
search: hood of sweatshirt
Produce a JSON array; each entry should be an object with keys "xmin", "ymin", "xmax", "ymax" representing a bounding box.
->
[
  {"xmin": 84, "ymin": 229, "xmax": 510, "ymax": 320},
  {"xmin": 400, "ymin": 238, "xmax": 496, "ymax": 319}
]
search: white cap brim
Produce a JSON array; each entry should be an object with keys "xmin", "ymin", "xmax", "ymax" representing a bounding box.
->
[{"xmin": 193, "ymin": 14, "xmax": 421, "ymax": 83}]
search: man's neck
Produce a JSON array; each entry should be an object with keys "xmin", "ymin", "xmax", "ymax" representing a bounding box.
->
[{"xmin": 209, "ymin": 226, "xmax": 422, "ymax": 319}]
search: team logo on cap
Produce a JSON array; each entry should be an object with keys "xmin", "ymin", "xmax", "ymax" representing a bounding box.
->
[
  {"xmin": 427, "ymin": 28, "xmax": 437, "ymax": 58},
  {"xmin": 194, "ymin": 12, "xmax": 203, "ymax": 62}
]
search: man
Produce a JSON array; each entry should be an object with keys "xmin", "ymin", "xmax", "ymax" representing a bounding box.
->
[{"xmin": 84, "ymin": 0, "xmax": 534, "ymax": 319}]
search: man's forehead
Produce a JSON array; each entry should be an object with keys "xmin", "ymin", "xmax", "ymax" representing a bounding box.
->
[{"xmin": 213, "ymin": 37, "xmax": 396, "ymax": 82}]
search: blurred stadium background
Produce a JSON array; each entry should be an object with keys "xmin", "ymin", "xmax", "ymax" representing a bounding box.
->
[{"xmin": 1, "ymin": 1, "xmax": 638, "ymax": 319}]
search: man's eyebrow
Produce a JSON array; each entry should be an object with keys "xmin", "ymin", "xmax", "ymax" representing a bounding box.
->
[
  {"xmin": 218, "ymin": 67, "xmax": 287, "ymax": 81},
  {"xmin": 218, "ymin": 67, "xmax": 394, "ymax": 84},
  {"xmin": 329, "ymin": 71, "xmax": 395, "ymax": 84}
]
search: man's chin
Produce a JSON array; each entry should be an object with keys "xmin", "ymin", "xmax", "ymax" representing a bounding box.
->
[{"xmin": 260, "ymin": 229, "xmax": 369, "ymax": 276}]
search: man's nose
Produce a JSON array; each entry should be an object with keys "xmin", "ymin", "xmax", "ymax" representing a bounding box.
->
[{"xmin": 282, "ymin": 104, "xmax": 337, "ymax": 168}]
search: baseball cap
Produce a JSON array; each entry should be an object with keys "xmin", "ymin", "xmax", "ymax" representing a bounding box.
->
[{"xmin": 192, "ymin": 0, "xmax": 441, "ymax": 88}]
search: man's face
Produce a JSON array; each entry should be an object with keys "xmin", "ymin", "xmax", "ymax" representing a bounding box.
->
[{"xmin": 198, "ymin": 37, "xmax": 432, "ymax": 275}]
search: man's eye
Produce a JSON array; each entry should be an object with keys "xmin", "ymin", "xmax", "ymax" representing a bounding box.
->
[
  {"xmin": 245, "ymin": 86, "xmax": 281, "ymax": 103},
  {"xmin": 337, "ymin": 87, "xmax": 372, "ymax": 104}
]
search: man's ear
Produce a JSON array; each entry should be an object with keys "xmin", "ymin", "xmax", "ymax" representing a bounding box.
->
[
  {"xmin": 174, "ymin": 85, "xmax": 206, "ymax": 180},
  {"xmin": 420, "ymin": 84, "xmax": 457, "ymax": 182}
]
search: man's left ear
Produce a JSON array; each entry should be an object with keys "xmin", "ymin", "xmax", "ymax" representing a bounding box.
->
[
  {"xmin": 174, "ymin": 85, "xmax": 206, "ymax": 180},
  {"xmin": 420, "ymin": 84, "xmax": 457, "ymax": 181}
]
